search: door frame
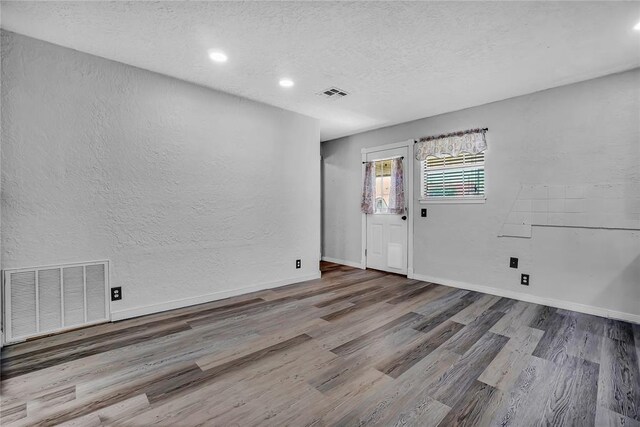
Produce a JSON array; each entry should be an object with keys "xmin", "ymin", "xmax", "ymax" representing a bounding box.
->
[{"xmin": 361, "ymin": 139, "xmax": 415, "ymax": 278}]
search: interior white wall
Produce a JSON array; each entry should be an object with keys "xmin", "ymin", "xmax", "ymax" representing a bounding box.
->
[
  {"xmin": 1, "ymin": 31, "xmax": 321, "ymax": 320},
  {"xmin": 322, "ymin": 68, "xmax": 640, "ymax": 320}
]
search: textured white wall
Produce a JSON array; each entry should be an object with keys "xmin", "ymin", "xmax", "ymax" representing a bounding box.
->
[
  {"xmin": 1, "ymin": 31, "xmax": 321, "ymax": 319},
  {"xmin": 322, "ymin": 68, "xmax": 640, "ymax": 319}
]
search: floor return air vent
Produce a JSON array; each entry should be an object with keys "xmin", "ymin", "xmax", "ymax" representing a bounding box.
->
[{"xmin": 3, "ymin": 261, "xmax": 110, "ymax": 344}]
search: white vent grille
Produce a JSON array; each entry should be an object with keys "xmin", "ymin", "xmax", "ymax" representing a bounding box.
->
[
  {"xmin": 3, "ymin": 261, "xmax": 109, "ymax": 344},
  {"xmin": 317, "ymin": 87, "xmax": 349, "ymax": 99}
]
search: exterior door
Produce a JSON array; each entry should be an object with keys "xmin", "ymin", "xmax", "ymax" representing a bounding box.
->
[{"xmin": 365, "ymin": 146, "xmax": 408, "ymax": 275}]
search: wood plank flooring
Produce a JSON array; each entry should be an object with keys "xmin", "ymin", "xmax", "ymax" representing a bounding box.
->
[{"xmin": 1, "ymin": 262, "xmax": 639, "ymax": 426}]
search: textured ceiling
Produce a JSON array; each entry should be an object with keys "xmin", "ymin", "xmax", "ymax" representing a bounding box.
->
[{"xmin": 2, "ymin": 1, "xmax": 639, "ymax": 141}]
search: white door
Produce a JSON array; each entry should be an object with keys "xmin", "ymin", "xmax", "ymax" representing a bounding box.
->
[{"xmin": 365, "ymin": 146, "xmax": 408, "ymax": 275}]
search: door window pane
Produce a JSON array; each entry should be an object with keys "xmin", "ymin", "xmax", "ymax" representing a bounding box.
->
[{"xmin": 374, "ymin": 160, "xmax": 392, "ymax": 213}]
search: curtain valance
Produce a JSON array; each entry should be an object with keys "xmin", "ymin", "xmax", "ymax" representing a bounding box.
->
[{"xmin": 415, "ymin": 128, "xmax": 487, "ymax": 160}]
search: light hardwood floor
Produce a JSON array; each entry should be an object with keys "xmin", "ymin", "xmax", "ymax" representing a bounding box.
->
[{"xmin": 1, "ymin": 262, "xmax": 639, "ymax": 426}]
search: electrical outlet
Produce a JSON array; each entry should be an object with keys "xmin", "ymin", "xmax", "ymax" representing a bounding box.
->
[
  {"xmin": 510, "ymin": 257, "xmax": 519, "ymax": 269},
  {"xmin": 421, "ymin": 208, "xmax": 427, "ymax": 217},
  {"xmin": 521, "ymin": 274, "xmax": 529, "ymax": 286},
  {"xmin": 111, "ymin": 287, "xmax": 122, "ymax": 301},
  {"xmin": 296, "ymin": 259, "xmax": 301, "ymax": 269}
]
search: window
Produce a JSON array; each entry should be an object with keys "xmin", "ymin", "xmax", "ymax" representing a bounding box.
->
[
  {"xmin": 420, "ymin": 152, "xmax": 485, "ymax": 202},
  {"xmin": 374, "ymin": 159, "xmax": 391, "ymax": 213}
]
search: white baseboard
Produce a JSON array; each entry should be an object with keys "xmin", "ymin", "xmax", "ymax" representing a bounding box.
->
[
  {"xmin": 412, "ymin": 273, "xmax": 640, "ymax": 325},
  {"xmin": 110, "ymin": 272, "xmax": 321, "ymax": 321},
  {"xmin": 321, "ymin": 256, "xmax": 365, "ymax": 269}
]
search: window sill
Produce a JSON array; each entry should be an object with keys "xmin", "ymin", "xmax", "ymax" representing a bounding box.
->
[{"xmin": 419, "ymin": 197, "xmax": 486, "ymax": 205}]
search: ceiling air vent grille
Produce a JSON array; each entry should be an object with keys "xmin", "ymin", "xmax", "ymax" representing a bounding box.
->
[{"xmin": 318, "ymin": 87, "xmax": 349, "ymax": 100}]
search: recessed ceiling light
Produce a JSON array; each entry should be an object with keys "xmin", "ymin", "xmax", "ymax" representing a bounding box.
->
[
  {"xmin": 634, "ymin": 21, "xmax": 640, "ymax": 31},
  {"xmin": 279, "ymin": 78, "xmax": 294, "ymax": 88},
  {"xmin": 208, "ymin": 50, "xmax": 228, "ymax": 63}
]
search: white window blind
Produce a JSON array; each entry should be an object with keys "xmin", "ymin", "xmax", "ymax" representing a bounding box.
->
[{"xmin": 421, "ymin": 152, "xmax": 485, "ymax": 201}]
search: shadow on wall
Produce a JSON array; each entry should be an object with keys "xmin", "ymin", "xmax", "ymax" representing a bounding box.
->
[{"xmin": 597, "ymin": 253, "xmax": 640, "ymax": 317}]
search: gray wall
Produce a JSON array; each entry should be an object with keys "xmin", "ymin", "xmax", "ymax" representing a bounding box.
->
[
  {"xmin": 1, "ymin": 31, "xmax": 321, "ymax": 320},
  {"xmin": 322, "ymin": 68, "xmax": 640, "ymax": 318}
]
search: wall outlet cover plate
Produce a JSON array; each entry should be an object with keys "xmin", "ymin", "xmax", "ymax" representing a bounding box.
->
[{"xmin": 111, "ymin": 287, "xmax": 122, "ymax": 301}]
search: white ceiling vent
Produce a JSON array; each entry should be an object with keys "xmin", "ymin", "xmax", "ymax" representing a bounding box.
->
[
  {"xmin": 3, "ymin": 261, "xmax": 110, "ymax": 344},
  {"xmin": 318, "ymin": 87, "xmax": 349, "ymax": 100}
]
